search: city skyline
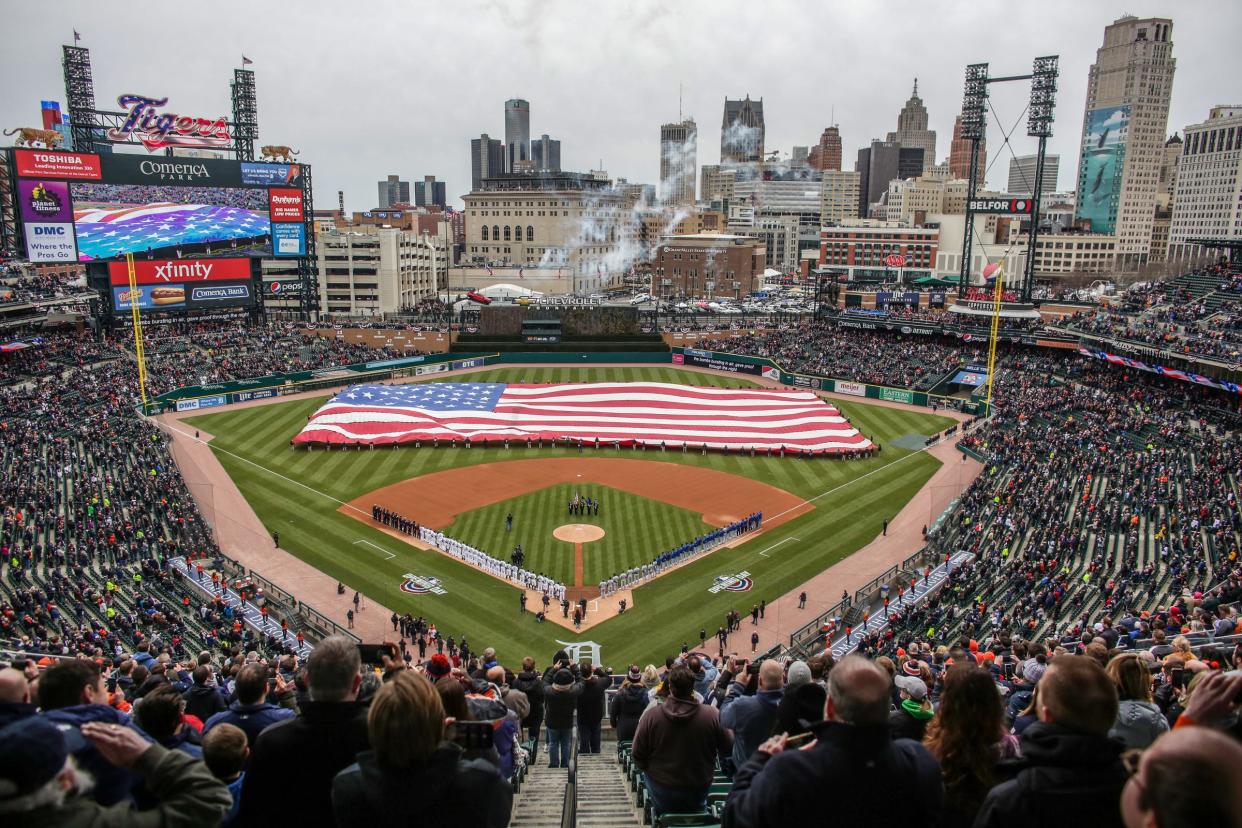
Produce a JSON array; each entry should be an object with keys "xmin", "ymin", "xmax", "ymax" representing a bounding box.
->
[{"xmin": 2, "ymin": 1, "xmax": 1237, "ymax": 209}]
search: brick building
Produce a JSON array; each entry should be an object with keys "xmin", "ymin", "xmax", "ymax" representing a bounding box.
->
[{"xmin": 652, "ymin": 233, "xmax": 766, "ymax": 299}]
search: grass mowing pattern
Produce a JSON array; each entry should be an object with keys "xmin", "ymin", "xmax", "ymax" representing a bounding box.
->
[
  {"xmin": 445, "ymin": 484, "xmax": 714, "ymax": 586},
  {"xmin": 185, "ymin": 366, "xmax": 956, "ymax": 665}
]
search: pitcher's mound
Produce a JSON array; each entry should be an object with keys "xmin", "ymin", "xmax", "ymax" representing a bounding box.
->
[{"xmin": 554, "ymin": 524, "xmax": 606, "ymax": 543}]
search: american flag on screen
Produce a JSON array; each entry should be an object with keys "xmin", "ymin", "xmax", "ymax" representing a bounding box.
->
[
  {"xmin": 74, "ymin": 203, "xmax": 269, "ymax": 260},
  {"xmin": 292, "ymin": 382, "xmax": 874, "ymax": 454}
]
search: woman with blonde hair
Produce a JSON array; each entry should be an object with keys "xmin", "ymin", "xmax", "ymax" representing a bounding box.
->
[
  {"xmin": 1105, "ymin": 653, "xmax": 1168, "ymax": 749},
  {"xmin": 332, "ymin": 671, "xmax": 512, "ymax": 827}
]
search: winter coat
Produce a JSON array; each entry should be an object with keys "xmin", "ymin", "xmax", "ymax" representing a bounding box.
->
[
  {"xmin": 203, "ymin": 701, "xmax": 294, "ymax": 747},
  {"xmin": 972, "ymin": 721, "xmax": 1126, "ymax": 828},
  {"xmin": 889, "ymin": 700, "xmax": 935, "ymax": 742},
  {"xmin": 723, "ymin": 720, "xmax": 943, "ymax": 828},
  {"xmin": 331, "ymin": 745, "xmax": 511, "ymax": 828},
  {"xmin": 1108, "ymin": 700, "xmax": 1169, "ymax": 750},
  {"xmin": 181, "ymin": 684, "xmax": 226, "ymax": 722},
  {"xmin": 542, "ymin": 679, "xmax": 582, "ymax": 730},
  {"xmin": 609, "ymin": 684, "xmax": 650, "ymax": 741},
  {"xmin": 511, "ymin": 670, "xmax": 545, "ymax": 728},
  {"xmin": 720, "ymin": 685, "xmax": 784, "ymax": 769},
  {"xmin": 237, "ymin": 700, "xmax": 370, "ymax": 825},
  {"xmin": 577, "ymin": 675, "xmax": 609, "ymax": 726},
  {"xmin": 466, "ymin": 689, "xmax": 520, "ymax": 779},
  {"xmin": 631, "ymin": 695, "xmax": 732, "ymax": 790},
  {"xmin": 16, "ymin": 742, "xmax": 233, "ymax": 828},
  {"xmin": 43, "ymin": 703, "xmax": 149, "ymax": 806}
]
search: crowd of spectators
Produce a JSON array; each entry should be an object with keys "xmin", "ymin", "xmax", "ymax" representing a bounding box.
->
[{"xmin": 0, "ymin": 264, "xmax": 92, "ymax": 305}]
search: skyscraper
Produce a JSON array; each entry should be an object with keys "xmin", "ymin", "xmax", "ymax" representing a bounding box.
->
[
  {"xmin": 1169, "ymin": 107, "xmax": 1241, "ymax": 259},
  {"xmin": 377, "ymin": 174, "xmax": 410, "ymax": 208},
  {"xmin": 531, "ymin": 134, "xmax": 561, "ymax": 171},
  {"xmin": 808, "ymin": 126, "xmax": 842, "ymax": 172},
  {"xmin": 660, "ymin": 119, "xmax": 697, "ymax": 205},
  {"xmin": 721, "ymin": 96, "xmax": 765, "ymax": 163},
  {"xmin": 470, "ymin": 134, "xmax": 505, "ymax": 190},
  {"xmin": 947, "ymin": 115, "xmax": 986, "ymax": 188},
  {"xmin": 414, "ymin": 175, "xmax": 447, "ymax": 209},
  {"xmin": 504, "ymin": 98, "xmax": 530, "ymax": 173},
  {"xmin": 886, "ymin": 80, "xmax": 937, "ymax": 172},
  {"xmin": 1075, "ymin": 16, "xmax": 1175, "ymax": 265},
  {"xmin": 856, "ymin": 141, "xmax": 924, "ymax": 217},
  {"xmin": 1007, "ymin": 154, "xmax": 1060, "ymax": 194}
]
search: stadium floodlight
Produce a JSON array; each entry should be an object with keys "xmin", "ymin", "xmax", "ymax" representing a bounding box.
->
[
  {"xmin": 960, "ymin": 63, "xmax": 989, "ymax": 140},
  {"xmin": 1027, "ymin": 56, "xmax": 1059, "ymax": 138}
]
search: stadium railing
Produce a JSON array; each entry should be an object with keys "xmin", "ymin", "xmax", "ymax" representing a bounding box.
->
[{"xmin": 561, "ymin": 712, "xmax": 579, "ymax": 828}]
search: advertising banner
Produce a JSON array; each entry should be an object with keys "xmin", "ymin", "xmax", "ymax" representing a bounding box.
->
[
  {"xmin": 95, "ymin": 153, "xmax": 244, "ymax": 187},
  {"xmin": 263, "ymin": 278, "xmax": 304, "ymax": 296},
  {"xmin": 1077, "ymin": 105, "xmax": 1129, "ymax": 234},
  {"xmin": 240, "ymin": 162, "xmax": 303, "ymax": 187},
  {"xmin": 271, "ymin": 222, "xmax": 306, "ymax": 257},
  {"xmin": 837, "ymin": 318, "xmax": 879, "ymax": 330},
  {"xmin": 233, "ymin": 388, "xmax": 278, "ymax": 403},
  {"xmin": 268, "ymin": 188, "xmax": 305, "ymax": 222},
  {"xmin": 415, "ymin": 363, "xmax": 449, "ymax": 376},
  {"xmin": 112, "ymin": 281, "xmax": 253, "ymax": 313},
  {"xmin": 452, "ymin": 358, "xmax": 485, "ymax": 371},
  {"xmin": 15, "ymin": 149, "xmax": 102, "ymax": 180},
  {"xmin": 107, "ymin": 258, "xmax": 252, "ymax": 286},
  {"xmin": 835, "ymin": 381, "xmax": 866, "ymax": 397},
  {"xmin": 879, "ymin": 387, "xmax": 914, "ymax": 404},
  {"xmin": 175, "ymin": 395, "xmax": 227, "ymax": 411},
  {"xmin": 17, "ymin": 180, "xmax": 73, "ymax": 222},
  {"xmin": 24, "ymin": 223, "xmax": 77, "ymax": 262}
]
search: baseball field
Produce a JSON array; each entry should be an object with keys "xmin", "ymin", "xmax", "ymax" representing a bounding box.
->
[{"xmin": 182, "ymin": 365, "xmax": 955, "ymax": 665}]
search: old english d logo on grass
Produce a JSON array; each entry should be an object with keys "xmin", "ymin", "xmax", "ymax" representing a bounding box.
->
[
  {"xmin": 400, "ymin": 573, "xmax": 447, "ymax": 595},
  {"xmin": 709, "ymin": 571, "xmax": 753, "ymax": 593}
]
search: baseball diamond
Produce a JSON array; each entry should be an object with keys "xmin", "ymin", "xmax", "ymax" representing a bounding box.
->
[{"xmin": 181, "ymin": 364, "xmax": 955, "ymax": 664}]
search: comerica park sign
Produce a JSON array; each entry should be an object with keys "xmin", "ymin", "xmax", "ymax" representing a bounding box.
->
[{"xmin": 968, "ymin": 198, "xmax": 1034, "ymax": 215}]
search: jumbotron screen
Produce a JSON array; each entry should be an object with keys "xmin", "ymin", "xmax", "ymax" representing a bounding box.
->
[{"xmin": 10, "ymin": 149, "xmax": 308, "ymax": 263}]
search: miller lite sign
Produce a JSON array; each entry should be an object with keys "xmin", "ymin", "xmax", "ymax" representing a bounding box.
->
[{"xmin": 107, "ymin": 94, "xmax": 232, "ymax": 152}]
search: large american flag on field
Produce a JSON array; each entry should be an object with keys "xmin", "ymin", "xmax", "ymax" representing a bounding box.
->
[
  {"xmin": 292, "ymin": 382, "xmax": 874, "ymax": 454},
  {"xmin": 73, "ymin": 203, "xmax": 270, "ymax": 260}
]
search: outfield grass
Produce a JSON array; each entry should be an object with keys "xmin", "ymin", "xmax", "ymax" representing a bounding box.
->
[
  {"xmin": 185, "ymin": 366, "xmax": 955, "ymax": 665},
  {"xmin": 444, "ymin": 484, "xmax": 713, "ymax": 585}
]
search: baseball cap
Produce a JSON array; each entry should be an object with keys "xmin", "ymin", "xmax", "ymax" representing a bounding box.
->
[
  {"xmin": 894, "ymin": 675, "xmax": 927, "ymax": 701},
  {"xmin": 626, "ymin": 665, "xmax": 642, "ymax": 682},
  {"xmin": 0, "ymin": 716, "xmax": 80, "ymax": 801},
  {"xmin": 553, "ymin": 669, "xmax": 574, "ymax": 686}
]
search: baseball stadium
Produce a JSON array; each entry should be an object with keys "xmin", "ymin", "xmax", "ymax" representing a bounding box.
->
[{"xmin": 3, "ymin": 14, "xmax": 1242, "ymax": 828}]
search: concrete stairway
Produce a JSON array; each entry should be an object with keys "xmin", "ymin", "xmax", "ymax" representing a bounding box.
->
[
  {"xmin": 576, "ymin": 752, "xmax": 642, "ymax": 828},
  {"xmin": 510, "ymin": 760, "xmax": 569, "ymax": 828}
]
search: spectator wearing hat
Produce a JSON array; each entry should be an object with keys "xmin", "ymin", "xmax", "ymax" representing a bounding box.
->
[
  {"xmin": 37, "ymin": 660, "xmax": 148, "ymax": 806},
  {"xmin": 609, "ymin": 666, "xmax": 650, "ymax": 742},
  {"xmin": 632, "ymin": 665, "xmax": 732, "ymax": 815},
  {"xmin": 543, "ymin": 663, "xmax": 582, "ymax": 769},
  {"xmin": 974, "ymin": 655, "xmax": 1127, "ymax": 828},
  {"xmin": 332, "ymin": 671, "xmax": 511, "ymax": 828},
  {"xmin": 202, "ymin": 663, "xmax": 294, "ymax": 747},
  {"xmin": 577, "ymin": 665, "xmax": 609, "ymax": 754},
  {"xmin": 723, "ymin": 656, "xmax": 942, "ymax": 828},
  {"xmin": 773, "ymin": 681, "xmax": 826, "ymax": 739},
  {"xmin": 0, "ymin": 715, "xmax": 231, "ymax": 827},
  {"xmin": 924, "ymin": 665, "xmax": 1019, "ymax": 828},
  {"xmin": 238, "ymin": 636, "xmax": 370, "ymax": 825},
  {"xmin": 890, "ymin": 674, "xmax": 934, "ymax": 742},
  {"xmin": 721, "ymin": 659, "xmax": 785, "ymax": 773}
]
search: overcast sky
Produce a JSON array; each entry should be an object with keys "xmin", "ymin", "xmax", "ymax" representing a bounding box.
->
[{"xmin": 4, "ymin": 0, "xmax": 1238, "ymax": 209}]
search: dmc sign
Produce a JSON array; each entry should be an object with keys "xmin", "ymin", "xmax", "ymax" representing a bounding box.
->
[
  {"xmin": 968, "ymin": 198, "xmax": 1034, "ymax": 215},
  {"xmin": 107, "ymin": 94, "xmax": 232, "ymax": 151}
]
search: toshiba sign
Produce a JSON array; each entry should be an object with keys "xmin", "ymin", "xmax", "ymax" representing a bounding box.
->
[
  {"xmin": 269, "ymin": 188, "xmax": 304, "ymax": 222},
  {"xmin": 15, "ymin": 150, "xmax": 103, "ymax": 180},
  {"xmin": 107, "ymin": 257, "xmax": 253, "ymax": 286}
]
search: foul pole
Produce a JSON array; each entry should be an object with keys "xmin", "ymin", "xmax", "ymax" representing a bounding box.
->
[{"xmin": 126, "ymin": 253, "xmax": 149, "ymax": 410}]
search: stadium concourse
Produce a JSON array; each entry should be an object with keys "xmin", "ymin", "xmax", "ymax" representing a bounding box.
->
[{"xmin": 2, "ymin": 266, "xmax": 1242, "ymax": 826}]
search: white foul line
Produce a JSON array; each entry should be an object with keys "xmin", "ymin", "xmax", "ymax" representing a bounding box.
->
[
  {"xmin": 353, "ymin": 539, "xmax": 396, "ymax": 560},
  {"xmin": 757, "ymin": 536, "xmax": 800, "ymax": 558}
]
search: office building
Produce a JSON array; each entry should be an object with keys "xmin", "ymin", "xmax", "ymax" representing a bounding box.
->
[
  {"xmin": 1007, "ymin": 154, "xmax": 1060, "ymax": 195},
  {"xmin": 659, "ymin": 119, "xmax": 697, "ymax": 205},
  {"xmin": 471, "ymin": 134, "xmax": 505, "ymax": 191},
  {"xmin": 652, "ymin": 233, "xmax": 766, "ymax": 298},
  {"xmin": 947, "ymin": 115, "xmax": 986, "ymax": 188},
  {"xmin": 414, "ymin": 175, "xmax": 447, "ymax": 209},
  {"xmin": 504, "ymin": 98, "xmax": 531, "ymax": 172},
  {"xmin": 721, "ymin": 96, "xmax": 765, "ymax": 163},
  {"xmin": 856, "ymin": 141, "xmax": 925, "ymax": 217},
  {"xmin": 318, "ymin": 227, "xmax": 441, "ymax": 316},
  {"xmin": 808, "ymin": 126, "xmax": 842, "ymax": 171},
  {"xmin": 530, "ymin": 134, "xmax": 561, "ymax": 172},
  {"xmin": 377, "ymin": 174, "xmax": 410, "ymax": 208},
  {"xmin": 886, "ymin": 79, "xmax": 937, "ymax": 172},
  {"xmin": 791, "ymin": 146, "xmax": 809, "ymax": 169},
  {"xmin": 820, "ymin": 170, "xmax": 862, "ymax": 226},
  {"xmin": 1075, "ymin": 16, "xmax": 1176, "ymax": 266},
  {"xmin": 819, "ymin": 224, "xmax": 938, "ymax": 282},
  {"xmin": 463, "ymin": 171, "xmax": 623, "ymax": 293},
  {"xmin": 1169, "ymin": 106, "xmax": 1242, "ymax": 259},
  {"xmin": 1156, "ymin": 133, "xmax": 1182, "ymax": 211},
  {"xmin": 877, "ymin": 173, "xmax": 970, "ymax": 224}
]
